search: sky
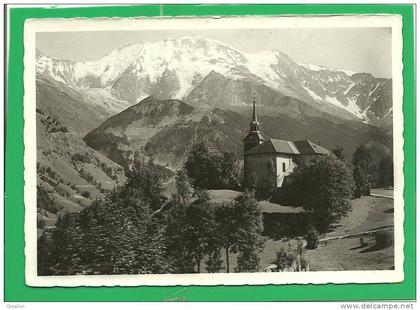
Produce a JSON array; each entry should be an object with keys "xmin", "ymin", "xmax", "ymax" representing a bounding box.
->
[{"xmin": 36, "ymin": 28, "xmax": 392, "ymax": 78}]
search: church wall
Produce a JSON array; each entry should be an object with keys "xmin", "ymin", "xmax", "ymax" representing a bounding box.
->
[
  {"xmin": 245, "ymin": 153, "xmax": 298, "ymax": 188},
  {"xmin": 244, "ymin": 154, "xmax": 276, "ymax": 186},
  {"xmin": 275, "ymin": 155, "xmax": 295, "ymax": 187}
]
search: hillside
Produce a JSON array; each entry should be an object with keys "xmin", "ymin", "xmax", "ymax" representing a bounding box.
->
[
  {"xmin": 84, "ymin": 96, "xmax": 392, "ymax": 172},
  {"xmin": 36, "ymin": 77, "xmax": 127, "ymax": 136},
  {"xmin": 36, "ymin": 91, "xmax": 126, "ymax": 233}
]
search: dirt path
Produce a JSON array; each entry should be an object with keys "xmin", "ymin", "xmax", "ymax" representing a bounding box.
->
[
  {"xmin": 371, "ymin": 193, "xmax": 393, "ymax": 199},
  {"xmin": 320, "ymin": 227, "xmax": 394, "ymax": 242}
]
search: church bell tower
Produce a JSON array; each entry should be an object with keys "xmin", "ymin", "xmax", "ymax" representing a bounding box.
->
[{"xmin": 243, "ymin": 93, "xmax": 265, "ymax": 153}]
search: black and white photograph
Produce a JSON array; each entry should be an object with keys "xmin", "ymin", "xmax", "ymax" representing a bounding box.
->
[{"xmin": 23, "ymin": 15, "xmax": 404, "ymax": 286}]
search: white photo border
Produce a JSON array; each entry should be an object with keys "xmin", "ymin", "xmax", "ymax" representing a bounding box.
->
[{"xmin": 23, "ymin": 15, "xmax": 404, "ymax": 287}]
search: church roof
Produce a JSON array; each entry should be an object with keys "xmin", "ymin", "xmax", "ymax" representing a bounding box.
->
[
  {"xmin": 293, "ymin": 140, "xmax": 331, "ymax": 155},
  {"xmin": 245, "ymin": 138, "xmax": 331, "ymax": 156}
]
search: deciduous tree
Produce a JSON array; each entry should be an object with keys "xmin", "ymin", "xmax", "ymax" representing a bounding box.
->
[
  {"xmin": 214, "ymin": 201, "xmax": 238, "ymax": 273},
  {"xmin": 185, "ymin": 142, "xmax": 241, "ymax": 190},
  {"xmin": 332, "ymin": 145, "xmax": 346, "ymax": 162},
  {"xmin": 234, "ymin": 191, "xmax": 264, "ymax": 272},
  {"xmin": 124, "ymin": 159, "xmax": 167, "ymax": 210},
  {"xmin": 286, "ymin": 155, "xmax": 354, "ymax": 232}
]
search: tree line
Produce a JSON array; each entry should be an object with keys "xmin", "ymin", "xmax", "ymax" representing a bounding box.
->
[
  {"xmin": 38, "ymin": 141, "xmax": 394, "ymax": 274},
  {"xmin": 38, "ymin": 157, "xmax": 263, "ymax": 275}
]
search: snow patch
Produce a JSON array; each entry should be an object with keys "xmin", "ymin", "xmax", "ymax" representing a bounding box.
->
[
  {"xmin": 344, "ymin": 82, "xmax": 355, "ymax": 95},
  {"xmin": 299, "ymin": 62, "xmax": 357, "ymax": 76},
  {"xmin": 324, "ymin": 95, "xmax": 364, "ymax": 119},
  {"xmin": 302, "ymin": 85, "xmax": 324, "ymax": 103}
]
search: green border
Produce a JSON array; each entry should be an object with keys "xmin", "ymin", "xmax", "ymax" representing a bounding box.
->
[{"xmin": 5, "ymin": 4, "xmax": 415, "ymax": 302}]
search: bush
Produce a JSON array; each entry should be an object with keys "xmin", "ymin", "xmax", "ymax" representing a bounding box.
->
[
  {"xmin": 41, "ymin": 114, "xmax": 69, "ymax": 133},
  {"xmin": 375, "ymin": 230, "xmax": 394, "ymax": 248},
  {"xmin": 305, "ymin": 227, "xmax": 319, "ymax": 250},
  {"xmin": 274, "ymin": 247, "xmax": 296, "ymax": 271},
  {"xmin": 72, "ymin": 153, "xmax": 93, "ymax": 163},
  {"xmin": 81, "ymin": 191, "xmax": 91, "ymax": 198},
  {"xmin": 273, "ymin": 240, "xmax": 309, "ymax": 272}
]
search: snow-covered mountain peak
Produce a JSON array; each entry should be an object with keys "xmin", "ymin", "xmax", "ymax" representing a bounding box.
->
[{"xmin": 36, "ymin": 36, "xmax": 392, "ymax": 127}]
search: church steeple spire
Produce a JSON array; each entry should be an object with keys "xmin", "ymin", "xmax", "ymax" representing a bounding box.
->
[
  {"xmin": 250, "ymin": 92, "xmax": 260, "ymax": 132},
  {"xmin": 243, "ymin": 92, "xmax": 265, "ymax": 154},
  {"xmin": 252, "ymin": 92, "xmax": 257, "ymax": 122}
]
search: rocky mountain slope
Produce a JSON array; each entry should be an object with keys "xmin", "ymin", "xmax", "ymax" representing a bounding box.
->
[{"xmin": 37, "ymin": 36, "xmax": 392, "ymax": 129}]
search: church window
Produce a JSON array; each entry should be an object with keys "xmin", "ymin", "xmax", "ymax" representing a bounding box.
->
[{"xmin": 282, "ymin": 162, "xmax": 286, "ymax": 172}]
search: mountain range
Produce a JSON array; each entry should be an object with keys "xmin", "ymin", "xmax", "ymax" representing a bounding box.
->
[
  {"xmin": 37, "ymin": 36, "xmax": 392, "ymax": 128},
  {"xmin": 35, "ymin": 36, "xmax": 393, "ymax": 220}
]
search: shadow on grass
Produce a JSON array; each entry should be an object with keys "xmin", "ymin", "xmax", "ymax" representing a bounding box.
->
[
  {"xmin": 360, "ymin": 243, "xmax": 391, "ymax": 253},
  {"xmin": 349, "ymin": 244, "xmax": 368, "ymax": 250},
  {"xmin": 371, "ymin": 225, "xmax": 394, "ymax": 231}
]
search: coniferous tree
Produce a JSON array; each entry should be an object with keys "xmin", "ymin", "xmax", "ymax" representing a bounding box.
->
[
  {"xmin": 37, "ymin": 233, "xmax": 52, "ymax": 275},
  {"xmin": 353, "ymin": 145, "xmax": 374, "ymax": 171},
  {"xmin": 353, "ymin": 166, "xmax": 370, "ymax": 198},
  {"xmin": 49, "ymin": 213, "xmax": 84, "ymax": 274},
  {"xmin": 175, "ymin": 168, "xmax": 193, "ymax": 203},
  {"xmin": 378, "ymin": 156, "xmax": 394, "ymax": 189},
  {"xmin": 220, "ymin": 151, "xmax": 241, "ymax": 189},
  {"xmin": 352, "ymin": 145, "xmax": 374, "ymax": 197}
]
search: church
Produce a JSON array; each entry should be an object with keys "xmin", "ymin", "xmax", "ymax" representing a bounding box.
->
[{"xmin": 243, "ymin": 96, "xmax": 331, "ymax": 188}]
